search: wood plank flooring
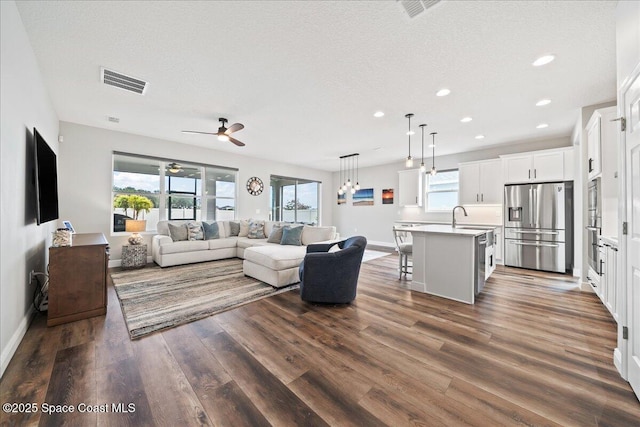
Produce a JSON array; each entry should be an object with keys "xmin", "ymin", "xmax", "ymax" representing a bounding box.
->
[{"xmin": 1, "ymin": 255, "xmax": 639, "ymax": 426}]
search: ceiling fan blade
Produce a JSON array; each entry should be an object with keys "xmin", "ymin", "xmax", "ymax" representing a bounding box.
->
[
  {"xmin": 225, "ymin": 123, "xmax": 244, "ymax": 134},
  {"xmin": 182, "ymin": 130, "xmax": 217, "ymax": 135},
  {"xmin": 229, "ymin": 136, "xmax": 245, "ymax": 147}
]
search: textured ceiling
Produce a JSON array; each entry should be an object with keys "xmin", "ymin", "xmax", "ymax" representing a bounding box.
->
[{"xmin": 15, "ymin": 1, "xmax": 617, "ymax": 171}]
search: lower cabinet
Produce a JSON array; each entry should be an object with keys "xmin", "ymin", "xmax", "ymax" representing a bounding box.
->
[
  {"xmin": 48, "ymin": 233, "xmax": 109, "ymax": 326},
  {"xmin": 596, "ymin": 237, "xmax": 619, "ymax": 322},
  {"xmin": 494, "ymin": 227, "xmax": 503, "ymax": 265}
]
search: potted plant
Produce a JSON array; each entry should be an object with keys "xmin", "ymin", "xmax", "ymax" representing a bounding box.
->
[{"xmin": 114, "ymin": 195, "xmax": 153, "ymax": 244}]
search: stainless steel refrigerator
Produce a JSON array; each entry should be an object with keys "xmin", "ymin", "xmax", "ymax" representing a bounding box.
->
[{"xmin": 504, "ymin": 182, "xmax": 573, "ymax": 273}]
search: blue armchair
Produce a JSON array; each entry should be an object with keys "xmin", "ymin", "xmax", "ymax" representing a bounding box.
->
[{"xmin": 298, "ymin": 236, "xmax": 367, "ymax": 304}]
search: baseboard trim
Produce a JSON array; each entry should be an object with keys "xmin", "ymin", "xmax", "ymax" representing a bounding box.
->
[
  {"xmin": 366, "ymin": 240, "xmax": 395, "ymax": 251},
  {"xmin": 614, "ymin": 347, "xmax": 626, "ymax": 380},
  {"xmin": 1, "ymin": 307, "xmax": 35, "ymax": 378}
]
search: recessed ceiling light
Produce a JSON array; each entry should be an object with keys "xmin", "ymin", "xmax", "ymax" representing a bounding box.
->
[
  {"xmin": 532, "ymin": 55, "xmax": 555, "ymax": 66},
  {"xmin": 475, "ymin": 135, "xmax": 485, "ymax": 140},
  {"xmin": 536, "ymin": 123, "xmax": 549, "ymax": 129},
  {"xmin": 536, "ymin": 99, "xmax": 551, "ymax": 106},
  {"xmin": 460, "ymin": 117, "xmax": 472, "ymax": 123},
  {"xmin": 436, "ymin": 88, "xmax": 451, "ymax": 97},
  {"xmin": 373, "ymin": 111, "xmax": 384, "ymax": 118}
]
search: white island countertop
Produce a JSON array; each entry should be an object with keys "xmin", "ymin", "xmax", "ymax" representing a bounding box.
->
[{"xmin": 401, "ymin": 224, "xmax": 495, "ymax": 237}]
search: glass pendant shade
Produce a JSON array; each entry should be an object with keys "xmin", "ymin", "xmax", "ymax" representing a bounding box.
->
[
  {"xmin": 431, "ymin": 166, "xmax": 437, "ymax": 176},
  {"xmin": 420, "ymin": 162, "xmax": 426, "ymax": 172},
  {"xmin": 406, "ymin": 156, "xmax": 413, "ymax": 167},
  {"xmin": 338, "ymin": 188, "xmax": 344, "ymax": 195},
  {"xmin": 342, "ymin": 183, "xmax": 347, "ymax": 191},
  {"xmin": 351, "ymin": 187, "xmax": 356, "ymax": 194},
  {"xmin": 347, "ymin": 179, "xmax": 352, "ymax": 187},
  {"xmin": 355, "ymin": 182, "xmax": 360, "ymax": 190}
]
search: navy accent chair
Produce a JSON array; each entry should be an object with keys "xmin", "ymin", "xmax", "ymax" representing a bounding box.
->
[{"xmin": 298, "ymin": 236, "xmax": 367, "ymax": 304}]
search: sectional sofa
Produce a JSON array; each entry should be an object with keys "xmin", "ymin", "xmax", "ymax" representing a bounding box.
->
[{"xmin": 151, "ymin": 220, "xmax": 338, "ymax": 288}]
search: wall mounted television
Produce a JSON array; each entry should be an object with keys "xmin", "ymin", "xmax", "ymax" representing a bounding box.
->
[{"xmin": 34, "ymin": 128, "xmax": 59, "ymax": 225}]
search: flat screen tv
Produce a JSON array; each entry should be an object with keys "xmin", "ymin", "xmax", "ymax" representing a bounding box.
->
[{"xmin": 34, "ymin": 128, "xmax": 59, "ymax": 225}]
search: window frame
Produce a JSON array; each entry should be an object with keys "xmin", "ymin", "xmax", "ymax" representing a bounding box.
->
[
  {"xmin": 269, "ymin": 175, "xmax": 321, "ymax": 225},
  {"xmin": 111, "ymin": 152, "xmax": 238, "ymax": 235},
  {"xmin": 424, "ymin": 168, "xmax": 460, "ymax": 212}
]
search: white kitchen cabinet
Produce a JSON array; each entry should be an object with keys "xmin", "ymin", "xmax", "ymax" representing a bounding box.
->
[
  {"xmin": 501, "ymin": 147, "xmax": 573, "ymax": 184},
  {"xmin": 459, "ymin": 159, "xmax": 502, "ymax": 205},
  {"xmin": 586, "ymin": 112, "xmax": 602, "ymax": 179},
  {"xmin": 398, "ymin": 169, "xmax": 423, "ymax": 207},
  {"xmin": 599, "ymin": 237, "xmax": 619, "ymax": 322},
  {"xmin": 494, "ymin": 226, "xmax": 503, "ymax": 265}
]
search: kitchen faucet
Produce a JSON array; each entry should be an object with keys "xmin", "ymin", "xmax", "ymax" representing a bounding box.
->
[{"xmin": 452, "ymin": 205, "xmax": 468, "ymax": 228}]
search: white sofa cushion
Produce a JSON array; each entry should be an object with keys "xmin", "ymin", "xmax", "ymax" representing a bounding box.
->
[
  {"xmin": 301, "ymin": 225, "xmax": 337, "ymax": 245},
  {"xmin": 208, "ymin": 237, "xmax": 238, "ymax": 250},
  {"xmin": 243, "ymin": 245, "xmax": 307, "ymax": 270},
  {"xmin": 159, "ymin": 240, "xmax": 209, "ymax": 255}
]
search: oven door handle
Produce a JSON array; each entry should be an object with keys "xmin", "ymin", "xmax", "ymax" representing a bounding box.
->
[
  {"xmin": 585, "ymin": 226, "xmax": 600, "ymax": 231},
  {"xmin": 512, "ymin": 241, "xmax": 559, "ymax": 248}
]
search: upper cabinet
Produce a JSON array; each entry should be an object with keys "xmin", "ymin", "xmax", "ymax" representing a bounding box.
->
[
  {"xmin": 501, "ymin": 147, "xmax": 574, "ymax": 184},
  {"xmin": 588, "ymin": 106, "xmax": 619, "ymax": 235},
  {"xmin": 459, "ymin": 159, "xmax": 502, "ymax": 205},
  {"xmin": 586, "ymin": 111, "xmax": 603, "ymax": 179},
  {"xmin": 398, "ymin": 169, "xmax": 423, "ymax": 207}
]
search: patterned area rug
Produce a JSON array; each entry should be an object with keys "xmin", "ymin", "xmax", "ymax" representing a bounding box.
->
[{"xmin": 111, "ymin": 258, "xmax": 298, "ymax": 339}]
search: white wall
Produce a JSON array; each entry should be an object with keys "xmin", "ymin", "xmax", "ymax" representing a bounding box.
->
[
  {"xmin": 57, "ymin": 122, "xmax": 333, "ymax": 261},
  {"xmin": 332, "ymin": 136, "xmax": 572, "ymax": 246},
  {"xmin": 0, "ymin": 1, "xmax": 59, "ymax": 377}
]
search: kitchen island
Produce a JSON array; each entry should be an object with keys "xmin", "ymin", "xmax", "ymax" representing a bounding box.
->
[{"xmin": 401, "ymin": 224, "xmax": 495, "ymax": 304}]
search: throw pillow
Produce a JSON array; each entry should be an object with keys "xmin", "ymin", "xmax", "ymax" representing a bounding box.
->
[
  {"xmin": 266, "ymin": 225, "xmax": 284, "ymax": 243},
  {"xmin": 168, "ymin": 223, "xmax": 188, "ymax": 241},
  {"xmin": 238, "ymin": 219, "xmax": 250, "ymax": 237},
  {"xmin": 187, "ymin": 222, "xmax": 204, "ymax": 241},
  {"xmin": 247, "ymin": 220, "xmax": 266, "ymax": 239},
  {"xmin": 280, "ymin": 225, "xmax": 304, "ymax": 246},
  {"xmin": 229, "ymin": 221, "xmax": 240, "ymax": 236},
  {"xmin": 202, "ymin": 222, "xmax": 219, "ymax": 240}
]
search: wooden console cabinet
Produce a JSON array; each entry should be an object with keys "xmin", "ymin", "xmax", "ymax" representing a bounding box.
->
[{"xmin": 47, "ymin": 233, "xmax": 109, "ymax": 326}]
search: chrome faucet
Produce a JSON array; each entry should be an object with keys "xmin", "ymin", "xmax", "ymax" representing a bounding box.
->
[{"xmin": 452, "ymin": 205, "xmax": 468, "ymax": 228}]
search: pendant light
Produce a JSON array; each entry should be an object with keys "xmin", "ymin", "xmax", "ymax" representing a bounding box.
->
[
  {"xmin": 338, "ymin": 153, "xmax": 360, "ymax": 194},
  {"xmin": 430, "ymin": 132, "xmax": 438, "ymax": 176},
  {"xmin": 338, "ymin": 157, "xmax": 344, "ymax": 195},
  {"xmin": 354, "ymin": 154, "xmax": 360, "ymax": 190},
  {"xmin": 405, "ymin": 113, "xmax": 414, "ymax": 168},
  {"xmin": 419, "ymin": 124, "xmax": 427, "ymax": 173}
]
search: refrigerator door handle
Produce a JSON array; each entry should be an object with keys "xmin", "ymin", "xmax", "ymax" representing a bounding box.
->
[
  {"xmin": 512, "ymin": 241, "xmax": 559, "ymax": 248},
  {"xmin": 512, "ymin": 230, "xmax": 559, "ymax": 235},
  {"xmin": 528, "ymin": 187, "xmax": 533, "ymax": 227},
  {"xmin": 532, "ymin": 187, "xmax": 537, "ymax": 228}
]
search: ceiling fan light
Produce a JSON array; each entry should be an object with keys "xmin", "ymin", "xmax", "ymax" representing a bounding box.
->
[{"xmin": 218, "ymin": 134, "xmax": 230, "ymax": 142}]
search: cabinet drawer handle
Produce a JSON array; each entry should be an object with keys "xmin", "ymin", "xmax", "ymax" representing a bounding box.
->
[
  {"xmin": 481, "ymin": 193, "xmax": 484, "ymax": 202},
  {"xmin": 588, "ymin": 158, "xmax": 594, "ymax": 172},
  {"xmin": 528, "ymin": 169, "xmax": 531, "ymax": 179},
  {"xmin": 534, "ymin": 169, "xmax": 537, "ymax": 179},
  {"xmin": 476, "ymin": 194, "xmax": 479, "ymax": 202}
]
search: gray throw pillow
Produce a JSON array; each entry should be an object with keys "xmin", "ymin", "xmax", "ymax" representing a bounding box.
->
[
  {"xmin": 247, "ymin": 220, "xmax": 266, "ymax": 239},
  {"xmin": 229, "ymin": 221, "xmax": 240, "ymax": 236},
  {"xmin": 280, "ymin": 225, "xmax": 304, "ymax": 246},
  {"xmin": 202, "ymin": 222, "xmax": 219, "ymax": 240},
  {"xmin": 168, "ymin": 223, "xmax": 188, "ymax": 241},
  {"xmin": 187, "ymin": 222, "xmax": 204, "ymax": 241},
  {"xmin": 267, "ymin": 225, "xmax": 284, "ymax": 243}
]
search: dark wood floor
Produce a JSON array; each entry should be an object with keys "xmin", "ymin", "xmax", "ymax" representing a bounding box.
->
[{"xmin": 1, "ymin": 255, "xmax": 639, "ymax": 426}]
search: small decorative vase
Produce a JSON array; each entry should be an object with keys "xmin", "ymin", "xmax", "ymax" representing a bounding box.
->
[{"xmin": 128, "ymin": 233, "xmax": 143, "ymax": 245}]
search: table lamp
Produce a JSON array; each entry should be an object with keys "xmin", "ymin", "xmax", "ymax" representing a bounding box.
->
[{"xmin": 125, "ymin": 220, "xmax": 146, "ymax": 245}]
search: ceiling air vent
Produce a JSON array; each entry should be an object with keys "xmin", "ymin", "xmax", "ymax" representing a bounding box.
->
[
  {"xmin": 398, "ymin": 0, "xmax": 441, "ymax": 19},
  {"xmin": 101, "ymin": 67, "xmax": 148, "ymax": 95}
]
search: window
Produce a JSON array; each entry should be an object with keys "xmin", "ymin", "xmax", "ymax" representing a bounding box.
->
[
  {"xmin": 112, "ymin": 153, "xmax": 236, "ymax": 233},
  {"xmin": 425, "ymin": 169, "xmax": 459, "ymax": 211},
  {"xmin": 270, "ymin": 175, "xmax": 320, "ymax": 225}
]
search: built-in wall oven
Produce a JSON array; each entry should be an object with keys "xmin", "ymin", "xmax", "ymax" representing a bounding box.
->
[{"xmin": 586, "ymin": 178, "xmax": 602, "ymax": 276}]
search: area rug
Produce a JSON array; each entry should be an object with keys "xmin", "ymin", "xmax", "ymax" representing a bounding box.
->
[{"xmin": 111, "ymin": 258, "xmax": 298, "ymax": 339}]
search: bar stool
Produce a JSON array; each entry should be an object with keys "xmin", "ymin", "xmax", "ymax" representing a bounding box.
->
[{"xmin": 392, "ymin": 226, "xmax": 413, "ymax": 279}]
